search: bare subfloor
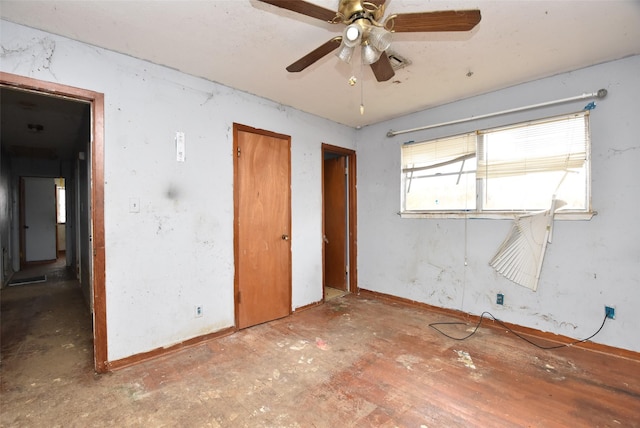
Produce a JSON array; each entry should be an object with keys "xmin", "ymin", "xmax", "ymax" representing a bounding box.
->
[{"xmin": 1, "ymin": 265, "xmax": 639, "ymax": 427}]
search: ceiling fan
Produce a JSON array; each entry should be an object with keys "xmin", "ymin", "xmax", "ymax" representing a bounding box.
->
[{"xmin": 257, "ymin": 0, "xmax": 481, "ymax": 82}]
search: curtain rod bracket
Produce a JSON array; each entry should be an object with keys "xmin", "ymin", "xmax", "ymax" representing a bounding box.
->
[{"xmin": 387, "ymin": 89, "xmax": 608, "ymax": 138}]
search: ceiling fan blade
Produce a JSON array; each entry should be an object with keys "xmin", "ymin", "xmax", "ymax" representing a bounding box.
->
[
  {"xmin": 257, "ymin": 0, "xmax": 338, "ymax": 22},
  {"xmin": 389, "ymin": 10, "xmax": 481, "ymax": 32},
  {"xmin": 286, "ymin": 37, "xmax": 342, "ymax": 72},
  {"xmin": 370, "ymin": 53, "xmax": 395, "ymax": 82}
]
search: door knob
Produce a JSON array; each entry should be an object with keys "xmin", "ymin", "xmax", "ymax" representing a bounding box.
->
[{"xmin": 282, "ymin": 234, "xmax": 289, "ymax": 241}]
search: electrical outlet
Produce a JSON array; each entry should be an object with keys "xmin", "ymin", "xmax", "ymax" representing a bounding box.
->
[
  {"xmin": 605, "ymin": 305, "xmax": 615, "ymax": 319},
  {"xmin": 497, "ymin": 293, "xmax": 504, "ymax": 305},
  {"xmin": 195, "ymin": 305, "xmax": 203, "ymax": 318}
]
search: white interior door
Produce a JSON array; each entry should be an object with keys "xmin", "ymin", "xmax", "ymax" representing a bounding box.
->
[{"xmin": 23, "ymin": 177, "xmax": 57, "ymax": 262}]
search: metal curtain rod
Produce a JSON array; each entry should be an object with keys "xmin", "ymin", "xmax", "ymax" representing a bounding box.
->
[{"xmin": 386, "ymin": 89, "xmax": 608, "ymax": 138}]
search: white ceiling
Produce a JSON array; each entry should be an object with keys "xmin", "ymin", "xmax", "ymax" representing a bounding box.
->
[{"xmin": 1, "ymin": 0, "xmax": 639, "ymax": 128}]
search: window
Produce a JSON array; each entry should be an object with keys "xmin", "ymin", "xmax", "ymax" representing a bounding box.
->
[
  {"xmin": 401, "ymin": 112, "xmax": 591, "ymax": 217},
  {"xmin": 56, "ymin": 183, "xmax": 66, "ymax": 224}
]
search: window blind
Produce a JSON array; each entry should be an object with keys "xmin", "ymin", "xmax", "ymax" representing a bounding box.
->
[
  {"xmin": 477, "ymin": 112, "xmax": 588, "ymax": 179},
  {"xmin": 402, "ymin": 133, "xmax": 476, "ymax": 173}
]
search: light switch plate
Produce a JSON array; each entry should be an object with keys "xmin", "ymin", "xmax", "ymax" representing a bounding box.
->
[{"xmin": 176, "ymin": 131, "xmax": 185, "ymax": 162}]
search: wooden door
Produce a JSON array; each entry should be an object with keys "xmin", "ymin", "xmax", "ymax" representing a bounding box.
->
[
  {"xmin": 234, "ymin": 124, "xmax": 291, "ymax": 329},
  {"xmin": 323, "ymin": 156, "xmax": 347, "ymax": 291},
  {"xmin": 21, "ymin": 177, "xmax": 57, "ymax": 264}
]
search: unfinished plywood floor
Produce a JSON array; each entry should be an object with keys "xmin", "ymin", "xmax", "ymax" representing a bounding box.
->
[
  {"xmin": 2, "ymin": 269, "xmax": 639, "ymax": 427},
  {"xmin": 324, "ymin": 286, "xmax": 348, "ymax": 301}
]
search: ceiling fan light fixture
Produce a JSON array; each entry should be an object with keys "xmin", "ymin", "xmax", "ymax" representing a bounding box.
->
[
  {"xmin": 343, "ymin": 23, "xmax": 362, "ymax": 47},
  {"xmin": 336, "ymin": 42, "xmax": 355, "ymax": 63},
  {"xmin": 361, "ymin": 42, "xmax": 382, "ymax": 65},
  {"xmin": 368, "ymin": 25, "xmax": 392, "ymax": 52}
]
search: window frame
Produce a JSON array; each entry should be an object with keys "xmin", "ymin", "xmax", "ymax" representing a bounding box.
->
[{"xmin": 400, "ymin": 111, "xmax": 595, "ymax": 220}]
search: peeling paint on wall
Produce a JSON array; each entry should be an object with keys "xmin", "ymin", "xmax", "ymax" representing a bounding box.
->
[
  {"xmin": 1, "ymin": 36, "xmax": 56, "ymax": 77},
  {"xmin": 608, "ymin": 146, "xmax": 639, "ymax": 157},
  {"xmin": 533, "ymin": 313, "xmax": 578, "ymax": 330}
]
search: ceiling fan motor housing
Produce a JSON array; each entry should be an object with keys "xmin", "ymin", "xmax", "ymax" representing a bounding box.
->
[{"xmin": 338, "ymin": 0, "xmax": 386, "ymax": 24}]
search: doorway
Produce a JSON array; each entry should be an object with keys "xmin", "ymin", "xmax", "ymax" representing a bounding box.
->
[
  {"xmin": 234, "ymin": 123, "xmax": 292, "ymax": 329},
  {"xmin": 322, "ymin": 144, "xmax": 357, "ymax": 300},
  {"xmin": 20, "ymin": 177, "xmax": 58, "ymax": 265},
  {"xmin": 0, "ymin": 72, "xmax": 107, "ymax": 373}
]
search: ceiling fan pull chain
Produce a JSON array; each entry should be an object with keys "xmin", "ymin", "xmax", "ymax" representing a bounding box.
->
[{"xmin": 360, "ymin": 60, "xmax": 365, "ymax": 115}]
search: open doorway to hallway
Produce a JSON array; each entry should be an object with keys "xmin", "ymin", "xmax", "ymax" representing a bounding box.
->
[
  {"xmin": 322, "ymin": 144, "xmax": 357, "ymax": 301},
  {"xmin": 0, "ymin": 72, "xmax": 106, "ymax": 372}
]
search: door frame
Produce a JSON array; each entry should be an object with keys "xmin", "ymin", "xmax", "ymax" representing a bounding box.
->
[
  {"xmin": 233, "ymin": 123, "xmax": 293, "ymax": 328},
  {"xmin": 1, "ymin": 72, "xmax": 107, "ymax": 373},
  {"xmin": 321, "ymin": 143, "xmax": 358, "ymax": 296}
]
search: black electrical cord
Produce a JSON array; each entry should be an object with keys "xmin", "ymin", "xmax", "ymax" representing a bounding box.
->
[{"xmin": 429, "ymin": 311, "xmax": 609, "ymax": 350}]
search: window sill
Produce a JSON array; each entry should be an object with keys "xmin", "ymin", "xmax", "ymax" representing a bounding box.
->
[{"xmin": 399, "ymin": 210, "xmax": 597, "ymax": 220}]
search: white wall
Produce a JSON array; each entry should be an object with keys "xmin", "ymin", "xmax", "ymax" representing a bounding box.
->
[
  {"xmin": 1, "ymin": 21, "xmax": 355, "ymax": 361},
  {"xmin": 356, "ymin": 55, "xmax": 640, "ymax": 353}
]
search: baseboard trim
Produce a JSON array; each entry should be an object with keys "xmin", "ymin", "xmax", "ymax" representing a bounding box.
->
[
  {"xmin": 105, "ymin": 290, "xmax": 639, "ymax": 371},
  {"xmin": 358, "ymin": 289, "xmax": 640, "ymax": 362},
  {"xmin": 107, "ymin": 299, "xmax": 324, "ymax": 371},
  {"xmin": 294, "ymin": 299, "xmax": 323, "ymax": 313},
  {"xmin": 107, "ymin": 326, "xmax": 236, "ymax": 371}
]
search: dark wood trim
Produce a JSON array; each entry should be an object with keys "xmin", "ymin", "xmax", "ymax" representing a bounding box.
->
[
  {"xmin": 293, "ymin": 300, "xmax": 323, "ymax": 313},
  {"xmin": 1, "ymin": 72, "xmax": 108, "ymax": 373},
  {"xmin": 348, "ymin": 152, "xmax": 357, "ymax": 294},
  {"xmin": 107, "ymin": 327, "xmax": 236, "ymax": 371},
  {"xmin": 321, "ymin": 144, "xmax": 358, "ymax": 296},
  {"xmin": 91, "ymin": 92, "xmax": 107, "ymax": 373},
  {"xmin": 358, "ymin": 288, "xmax": 640, "ymax": 362},
  {"xmin": 1, "ymin": 72, "xmax": 101, "ymax": 102},
  {"xmin": 233, "ymin": 125, "xmax": 240, "ymax": 329}
]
